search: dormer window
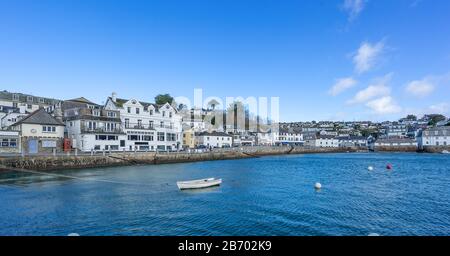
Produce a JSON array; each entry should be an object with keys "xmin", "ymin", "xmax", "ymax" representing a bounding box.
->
[
  {"xmin": 39, "ymin": 98, "xmax": 45, "ymax": 103},
  {"xmin": 27, "ymin": 96, "xmax": 33, "ymax": 102},
  {"xmin": 93, "ymin": 110, "xmax": 100, "ymax": 116},
  {"xmin": 12, "ymin": 94, "xmax": 19, "ymax": 101}
]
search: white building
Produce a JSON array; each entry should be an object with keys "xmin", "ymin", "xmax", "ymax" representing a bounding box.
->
[
  {"xmin": 104, "ymin": 93, "xmax": 183, "ymax": 151},
  {"xmin": 418, "ymin": 126, "xmax": 450, "ymax": 149},
  {"xmin": 273, "ymin": 128, "xmax": 303, "ymax": 146},
  {"xmin": 64, "ymin": 99, "xmax": 126, "ymax": 152},
  {"xmin": 0, "ymin": 106, "xmax": 27, "ymax": 129},
  {"xmin": 375, "ymin": 138, "xmax": 417, "ymax": 147},
  {"xmin": 337, "ymin": 136, "xmax": 367, "ymax": 147},
  {"xmin": 195, "ymin": 131, "xmax": 233, "ymax": 148},
  {"xmin": 257, "ymin": 132, "xmax": 275, "ymax": 146},
  {"xmin": 0, "ymin": 130, "xmax": 21, "ymax": 154},
  {"xmin": 314, "ymin": 135, "xmax": 339, "ymax": 148}
]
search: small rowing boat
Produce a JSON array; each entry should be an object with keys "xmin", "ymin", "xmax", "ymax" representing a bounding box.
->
[
  {"xmin": 442, "ymin": 150, "xmax": 450, "ymax": 154},
  {"xmin": 177, "ymin": 178, "xmax": 222, "ymax": 190}
]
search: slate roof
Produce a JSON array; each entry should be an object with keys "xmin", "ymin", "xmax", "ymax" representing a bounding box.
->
[
  {"xmin": 12, "ymin": 108, "xmax": 65, "ymax": 126},
  {"xmin": 0, "ymin": 90, "xmax": 62, "ymax": 105}
]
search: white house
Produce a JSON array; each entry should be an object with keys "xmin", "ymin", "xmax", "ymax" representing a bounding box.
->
[
  {"xmin": 337, "ymin": 136, "xmax": 367, "ymax": 147},
  {"xmin": 375, "ymin": 138, "xmax": 417, "ymax": 147},
  {"xmin": 418, "ymin": 126, "xmax": 450, "ymax": 149},
  {"xmin": 273, "ymin": 128, "xmax": 303, "ymax": 146},
  {"xmin": 104, "ymin": 93, "xmax": 183, "ymax": 151},
  {"xmin": 0, "ymin": 106, "xmax": 27, "ymax": 129},
  {"xmin": 64, "ymin": 99, "xmax": 126, "ymax": 152},
  {"xmin": 195, "ymin": 131, "xmax": 233, "ymax": 148},
  {"xmin": 11, "ymin": 108, "xmax": 65, "ymax": 154},
  {"xmin": 0, "ymin": 130, "xmax": 21, "ymax": 154},
  {"xmin": 314, "ymin": 135, "xmax": 339, "ymax": 148},
  {"xmin": 257, "ymin": 132, "xmax": 275, "ymax": 146}
]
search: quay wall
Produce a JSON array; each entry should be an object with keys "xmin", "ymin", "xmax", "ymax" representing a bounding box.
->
[{"xmin": 1, "ymin": 145, "xmax": 446, "ymax": 172}]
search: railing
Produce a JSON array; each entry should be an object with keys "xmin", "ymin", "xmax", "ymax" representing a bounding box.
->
[{"xmin": 81, "ymin": 127, "xmax": 124, "ymax": 134}]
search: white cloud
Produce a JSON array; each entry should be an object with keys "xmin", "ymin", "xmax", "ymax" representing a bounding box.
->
[
  {"xmin": 405, "ymin": 79, "xmax": 435, "ymax": 97},
  {"xmin": 366, "ymin": 96, "xmax": 402, "ymax": 114},
  {"xmin": 347, "ymin": 74, "xmax": 392, "ymax": 104},
  {"xmin": 329, "ymin": 77, "xmax": 357, "ymax": 96},
  {"xmin": 353, "ymin": 40, "xmax": 385, "ymax": 73},
  {"xmin": 343, "ymin": 0, "xmax": 366, "ymax": 20},
  {"xmin": 428, "ymin": 103, "xmax": 450, "ymax": 114}
]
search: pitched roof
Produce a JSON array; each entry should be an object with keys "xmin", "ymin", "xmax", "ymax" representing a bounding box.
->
[
  {"xmin": 195, "ymin": 131, "xmax": 232, "ymax": 137},
  {"xmin": 67, "ymin": 97, "xmax": 98, "ymax": 105},
  {"xmin": 12, "ymin": 108, "xmax": 65, "ymax": 126}
]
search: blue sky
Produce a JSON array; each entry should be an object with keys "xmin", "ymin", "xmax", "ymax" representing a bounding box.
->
[{"xmin": 1, "ymin": 0, "xmax": 449, "ymax": 122}]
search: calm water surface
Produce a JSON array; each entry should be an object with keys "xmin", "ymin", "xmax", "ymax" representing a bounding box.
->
[{"xmin": 0, "ymin": 153, "xmax": 449, "ymax": 236}]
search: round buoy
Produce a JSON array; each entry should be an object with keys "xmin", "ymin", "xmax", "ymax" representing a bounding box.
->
[
  {"xmin": 368, "ymin": 233, "xmax": 380, "ymax": 236},
  {"xmin": 314, "ymin": 182, "xmax": 322, "ymax": 190},
  {"xmin": 67, "ymin": 233, "xmax": 80, "ymax": 236},
  {"xmin": 386, "ymin": 164, "xmax": 392, "ymax": 170},
  {"xmin": 368, "ymin": 166, "xmax": 374, "ymax": 171}
]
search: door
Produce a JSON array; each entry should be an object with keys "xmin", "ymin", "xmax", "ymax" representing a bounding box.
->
[{"xmin": 28, "ymin": 139, "xmax": 38, "ymax": 154}]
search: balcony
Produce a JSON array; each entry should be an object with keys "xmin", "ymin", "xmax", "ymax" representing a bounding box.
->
[
  {"xmin": 81, "ymin": 127, "xmax": 125, "ymax": 134},
  {"xmin": 124, "ymin": 123, "xmax": 156, "ymax": 130}
]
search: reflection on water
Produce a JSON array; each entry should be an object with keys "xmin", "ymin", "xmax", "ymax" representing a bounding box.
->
[{"xmin": 0, "ymin": 153, "xmax": 450, "ymax": 236}]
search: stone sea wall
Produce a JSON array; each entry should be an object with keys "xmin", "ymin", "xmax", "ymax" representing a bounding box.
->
[{"xmin": 0, "ymin": 145, "xmax": 445, "ymax": 172}]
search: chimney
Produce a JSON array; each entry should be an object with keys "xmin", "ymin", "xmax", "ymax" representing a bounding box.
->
[{"xmin": 112, "ymin": 92, "xmax": 117, "ymax": 102}]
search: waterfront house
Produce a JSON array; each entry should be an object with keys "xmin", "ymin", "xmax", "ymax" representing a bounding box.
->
[
  {"xmin": 273, "ymin": 128, "xmax": 303, "ymax": 146},
  {"xmin": 10, "ymin": 108, "xmax": 65, "ymax": 154},
  {"xmin": 257, "ymin": 131, "xmax": 275, "ymax": 146},
  {"xmin": 182, "ymin": 127, "xmax": 196, "ymax": 149},
  {"xmin": 314, "ymin": 135, "xmax": 339, "ymax": 148},
  {"xmin": 0, "ymin": 90, "xmax": 62, "ymax": 114},
  {"xmin": 0, "ymin": 130, "xmax": 21, "ymax": 154},
  {"xmin": 104, "ymin": 93, "xmax": 182, "ymax": 151},
  {"xmin": 374, "ymin": 137, "xmax": 418, "ymax": 148},
  {"xmin": 417, "ymin": 126, "xmax": 450, "ymax": 150},
  {"xmin": 195, "ymin": 131, "xmax": 232, "ymax": 148},
  {"xmin": 64, "ymin": 99, "xmax": 126, "ymax": 152},
  {"xmin": 337, "ymin": 135, "xmax": 367, "ymax": 148}
]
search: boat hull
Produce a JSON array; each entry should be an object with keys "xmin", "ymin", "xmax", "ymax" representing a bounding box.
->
[{"xmin": 177, "ymin": 178, "xmax": 222, "ymax": 190}]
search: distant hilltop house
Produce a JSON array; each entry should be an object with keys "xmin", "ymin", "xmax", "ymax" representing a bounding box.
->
[
  {"xmin": 10, "ymin": 108, "xmax": 65, "ymax": 154},
  {"xmin": 417, "ymin": 126, "xmax": 450, "ymax": 150},
  {"xmin": 0, "ymin": 90, "xmax": 62, "ymax": 114}
]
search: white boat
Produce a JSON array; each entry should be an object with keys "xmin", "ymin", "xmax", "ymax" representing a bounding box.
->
[
  {"xmin": 177, "ymin": 178, "xmax": 222, "ymax": 190},
  {"xmin": 442, "ymin": 150, "xmax": 450, "ymax": 154}
]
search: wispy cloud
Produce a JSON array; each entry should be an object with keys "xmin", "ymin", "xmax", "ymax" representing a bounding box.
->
[
  {"xmin": 343, "ymin": 0, "xmax": 366, "ymax": 20},
  {"xmin": 405, "ymin": 79, "xmax": 435, "ymax": 97},
  {"xmin": 353, "ymin": 40, "xmax": 385, "ymax": 74},
  {"xmin": 366, "ymin": 96, "xmax": 402, "ymax": 114},
  {"xmin": 347, "ymin": 73, "xmax": 392, "ymax": 104},
  {"xmin": 328, "ymin": 77, "xmax": 357, "ymax": 96}
]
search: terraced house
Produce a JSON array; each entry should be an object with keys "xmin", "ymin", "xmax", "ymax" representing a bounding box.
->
[
  {"xmin": 104, "ymin": 93, "xmax": 182, "ymax": 151},
  {"xmin": 64, "ymin": 97, "xmax": 126, "ymax": 152},
  {"xmin": 0, "ymin": 90, "xmax": 62, "ymax": 114}
]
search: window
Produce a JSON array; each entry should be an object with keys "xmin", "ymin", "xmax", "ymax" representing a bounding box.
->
[
  {"xmin": 162, "ymin": 111, "xmax": 166, "ymax": 117},
  {"xmin": 125, "ymin": 119, "xmax": 130, "ymax": 128},
  {"xmin": 43, "ymin": 126, "xmax": 56, "ymax": 133},
  {"xmin": 169, "ymin": 112, "xmax": 172, "ymax": 118},
  {"xmin": 137, "ymin": 120, "xmax": 142, "ymax": 127},
  {"xmin": 12, "ymin": 94, "xmax": 19, "ymax": 101},
  {"xmin": 136, "ymin": 108, "xmax": 140, "ymax": 114},
  {"xmin": 160, "ymin": 121, "xmax": 164, "ymax": 128},
  {"xmin": 96, "ymin": 135, "xmax": 107, "ymax": 140},
  {"xmin": 27, "ymin": 96, "xmax": 33, "ymax": 102},
  {"xmin": 93, "ymin": 110, "xmax": 100, "ymax": 116},
  {"xmin": 157, "ymin": 132, "xmax": 165, "ymax": 141},
  {"xmin": 149, "ymin": 109, "xmax": 153, "ymax": 115},
  {"xmin": 13, "ymin": 102, "xmax": 18, "ymax": 108},
  {"xmin": 27, "ymin": 104, "xmax": 32, "ymax": 109},
  {"xmin": 127, "ymin": 107, "xmax": 131, "ymax": 113},
  {"xmin": 107, "ymin": 111, "xmax": 116, "ymax": 118},
  {"xmin": 149, "ymin": 121, "xmax": 154, "ymax": 128},
  {"xmin": 143, "ymin": 135, "xmax": 154, "ymax": 141},
  {"xmin": 1, "ymin": 138, "xmax": 17, "ymax": 147},
  {"xmin": 128, "ymin": 135, "xmax": 140, "ymax": 141},
  {"xmin": 70, "ymin": 122, "xmax": 73, "ymax": 127},
  {"xmin": 39, "ymin": 98, "xmax": 45, "ymax": 103}
]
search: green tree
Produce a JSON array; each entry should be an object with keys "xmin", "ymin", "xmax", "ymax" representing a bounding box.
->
[
  {"xmin": 406, "ymin": 114, "xmax": 417, "ymax": 121},
  {"xmin": 155, "ymin": 94, "xmax": 174, "ymax": 105}
]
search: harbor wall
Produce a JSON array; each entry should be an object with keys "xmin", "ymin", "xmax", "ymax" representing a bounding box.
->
[{"xmin": 0, "ymin": 145, "xmax": 446, "ymax": 172}]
